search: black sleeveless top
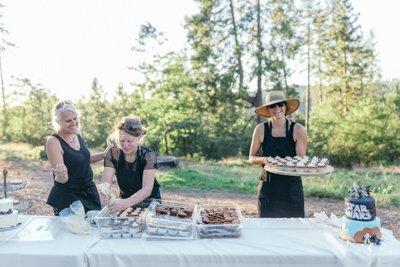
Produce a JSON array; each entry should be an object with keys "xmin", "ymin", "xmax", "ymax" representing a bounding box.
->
[
  {"xmin": 46, "ymin": 134, "xmax": 101, "ymax": 214},
  {"xmin": 257, "ymin": 119, "xmax": 304, "ymax": 218},
  {"xmin": 104, "ymin": 146, "xmax": 161, "ymax": 199}
]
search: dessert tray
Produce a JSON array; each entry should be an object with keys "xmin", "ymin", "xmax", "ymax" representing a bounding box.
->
[
  {"xmin": 11, "ymin": 216, "xmax": 63, "ymax": 241},
  {"xmin": 94, "ymin": 199, "xmax": 152, "ymax": 238},
  {"xmin": 264, "ymin": 156, "xmax": 334, "ymax": 176},
  {"xmin": 143, "ymin": 199, "xmax": 196, "ymax": 240},
  {"xmin": 195, "ymin": 205, "xmax": 243, "ymax": 238}
]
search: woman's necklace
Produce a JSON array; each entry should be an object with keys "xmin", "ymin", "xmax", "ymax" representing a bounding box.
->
[{"xmin": 60, "ymin": 133, "xmax": 78, "ymax": 146}]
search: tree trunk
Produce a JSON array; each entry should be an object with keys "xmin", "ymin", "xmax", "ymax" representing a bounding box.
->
[
  {"xmin": 306, "ymin": 22, "xmax": 311, "ymax": 130},
  {"xmin": 281, "ymin": 48, "xmax": 289, "ymax": 95},
  {"xmin": 228, "ymin": 0, "xmax": 244, "ymax": 95},
  {"xmin": 163, "ymin": 133, "xmax": 169, "ymax": 155},
  {"xmin": 0, "ymin": 56, "xmax": 8, "ymax": 140},
  {"xmin": 255, "ymin": 0, "xmax": 264, "ymax": 124}
]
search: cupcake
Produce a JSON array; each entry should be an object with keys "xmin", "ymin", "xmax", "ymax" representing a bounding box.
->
[
  {"xmin": 157, "ymin": 227, "xmax": 167, "ymax": 235},
  {"xmin": 307, "ymin": 162, "xmax": 317, "ymax": 173},
  {"xmin": 285, "ymin": 156, "xmax": 293, "ymax": 161},
  {"xmin": 179, "ymin": 229, "xmax": 191, "ymax": 237},
  {"xmin": 125, "ymin": 207, "xmax": 133, "ymax": 213},
  {"xmin": 285, "ymin": 161, "xmax": 295, "ymax": 171},
  {"xmin": 266, "ymin": 157, "xmax": 275, "ymax": 163},
  {"xmin": 146, "ymin": 225, "xmax": 158, "ymax": 234},
  {"xmin": 301, "ymin": 156, "xmax": 310, "ymax": 163},
  {"xmin": 121, "ymin": 221, "xmax": 131, "ymax": 231},
  {"xmin": 111, "ymin": 221, "xmax": 122, "ymax": 230},
  {"xmin": 130, "ymin": 227, "xmax": 141, "ymax": 236},
  {"xmin": 276, "ymin": 162, "xmax": 285, "ymax": 171},
  {"xmin": 112, "ymin": 232, "xmax": 122, "ymax": 238},
  {"xmin": 101, "ymin": 225, "xmax": 112, "ymax": 238},
  {"xmin": 316, "ymin": 162, "xmax": 326, "ymax": 171},
  {"xmin": 296, "ymin": 161, "xmax": 306, "ymax": 172},
  {"xmin": 168, "ymin": 228, "xmax": 178, "ymax": 236},
  {"xmin": 320, "ymin": 158, "xmax": 329, "ymax": 165},
  {"xmin": 293, "ymin": 156, "xmax": 302, "ymax": 161}
]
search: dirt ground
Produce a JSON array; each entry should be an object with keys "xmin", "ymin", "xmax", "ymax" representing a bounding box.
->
[{"xmin": 1, "ymin": 157, "xmax": 399, "ymax": 240}]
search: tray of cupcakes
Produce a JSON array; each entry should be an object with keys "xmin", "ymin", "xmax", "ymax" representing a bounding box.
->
[
  {"xmin": 143, "ymin": 199, "xmax": 196, "ymax": 240},
  {"xmin": 263, "ymin": 156, "xmax": 333, "ymax": 176},
  {"xmin": 195, "ymin": 205, "xmax": 243, "ymax": 238},
  {"xmin": 94, "ymin": 199, "xmax": 152, "ymax": 238}
]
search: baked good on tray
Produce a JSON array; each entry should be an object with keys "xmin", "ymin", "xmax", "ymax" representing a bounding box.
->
[
  {"xmin": 265, "ymin": 156, "xmax": 331, "ymax": 173},
  {"xmin": 196, "ymin": 206, "xmax": 242, "ymax": 238}
]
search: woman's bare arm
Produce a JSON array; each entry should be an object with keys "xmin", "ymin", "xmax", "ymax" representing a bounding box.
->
[
  {"xmin": 45, "ymin": 136, "xmax": 68, "ymax": 183},
  {"xmin": 249, "ymin": 124, "xmax": 267, "ymax": 165},
  {"xmin": 294, "ymin": 123, "xmax": 307, "ymax": 156}
]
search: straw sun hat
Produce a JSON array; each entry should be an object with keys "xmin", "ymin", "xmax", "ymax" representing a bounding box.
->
[{"xmin": 255, "ymin": 91, "xmax": 300, "ymax": 117}]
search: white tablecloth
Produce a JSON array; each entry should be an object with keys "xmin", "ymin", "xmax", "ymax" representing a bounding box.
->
[
  {"xmin": 86, "ymin": 218, "xmax": 400, "ymax": 267},
  {"xmin": 0, "ymin": 216, "xmax": 99, "ymax": 267},
  {"xmin": 1, "ymin": 216, "xmax": 400, "ymax": 267}
]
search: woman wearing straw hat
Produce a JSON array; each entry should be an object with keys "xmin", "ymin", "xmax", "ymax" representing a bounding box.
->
[{"xmin": 249, "ymin": 91, "xmax": 307, "ymax": 218}]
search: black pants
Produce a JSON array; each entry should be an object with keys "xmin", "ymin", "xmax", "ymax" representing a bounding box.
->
[{"xmin": 258, "ymin": 197, "xmax": 305, "ymax": 218}]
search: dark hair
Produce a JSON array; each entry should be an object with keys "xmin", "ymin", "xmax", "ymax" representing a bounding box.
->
[{"xmin": 115, "ymin": 117, "xmax": 147, "ymax": 137}]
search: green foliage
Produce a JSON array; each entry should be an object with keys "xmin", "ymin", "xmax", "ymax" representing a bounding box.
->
[
  {"xmin": 23, "ymin": 145, "xmax": 47, "ymax": 160},
  {"xmin": 157, "ymin": 160, "xmax": 259, "ymax": 194},
  {"xmin": 0, "ymin": 78, "xmax": 57, "ymax": 146},
  {"xmin": 309, "ymin": 91, "xmax": 400, "ymax": 166},
  {"xmin": 77, "ymin": 78, "xmax": 113, "ymax": 148}
]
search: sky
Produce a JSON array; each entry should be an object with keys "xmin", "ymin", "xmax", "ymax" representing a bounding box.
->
[{"xmin": 1, "ymin": 0, "xmax": 399, "ymax": 100}]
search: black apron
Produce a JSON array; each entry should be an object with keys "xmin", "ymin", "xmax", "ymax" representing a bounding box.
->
[
  {"xmin": 257, "ymin": 119, "xmax": 305, "ymax": 218},
  {"xmin": 112, "ymin": 147, "xmax": 161, "ymax": 200},
  {"xmin": 46, "ymin": 134, "xmax": 101, "ymax": 215}
]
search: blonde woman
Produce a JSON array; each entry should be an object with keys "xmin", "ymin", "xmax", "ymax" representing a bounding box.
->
[
  {"xmin": 101, "ymin": 117, "xmax": 161, "ymax": 213},
  {"xmin": 46, "ymin": 100, "xmax": 104, "ymax": 215}
]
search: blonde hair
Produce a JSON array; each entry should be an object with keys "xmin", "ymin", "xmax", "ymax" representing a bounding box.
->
[{"xmin": 51, "ymin": 100, "xmax": 79, "ymax": 132}]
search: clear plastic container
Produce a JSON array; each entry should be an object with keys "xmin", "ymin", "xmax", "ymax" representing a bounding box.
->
[
  {"xmin": 94, "ymin": 199, "xmax": 152, "ymax": 238},
  {"xmin": 143, "ymin": 199, "xmax": 196, "ymax": 240},
  {"xmin": 195, "ymin": 204, "xmax": 243, "ymax": 238}
]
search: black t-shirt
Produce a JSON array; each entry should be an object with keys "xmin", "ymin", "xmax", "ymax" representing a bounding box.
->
[{"xmin": 104, "ymin": 146, "xmax": 160, "ymax": 199}]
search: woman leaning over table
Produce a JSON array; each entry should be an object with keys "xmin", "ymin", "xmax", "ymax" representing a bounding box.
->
[
  {"xmin": 249, "ymin": 91, "xmax": 307, "ymax": 218},
  {"xmin": 46, "ymin": 100, "xmax": 105, "ymax": 215},
  {"xmin": 100, "ymin": 117, "xmax": 161, "ymax": 213}
]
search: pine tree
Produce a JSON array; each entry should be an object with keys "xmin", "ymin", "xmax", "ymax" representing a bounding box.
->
[
  {"xmin": 0, "ymin": 1, "xmax": 15, "ymax": 141},
  {"xmin": 78, "ymin": 78, "xmax": 111, "ymax": 147},
  {"xmin": 321, "ymin": 0, "xmax": 376, "ymax": 114}
]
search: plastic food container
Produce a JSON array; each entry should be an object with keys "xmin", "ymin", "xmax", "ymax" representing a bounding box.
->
[
  {"xmin": 94, "ymin": 199, "xmax": 152, "ymax": 238},
  {"xmin": 143, "ymin": 199, "xmax": 196, "ymax": 240},
  {"xmin": 195, "ymin": 204, "xmax": 243, "ymax": 238}
]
